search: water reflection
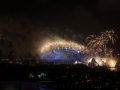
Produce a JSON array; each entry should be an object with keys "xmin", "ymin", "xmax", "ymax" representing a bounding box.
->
[{"xmin": 110, "ymin": 67, "xmax": 117, "ymax": 71}]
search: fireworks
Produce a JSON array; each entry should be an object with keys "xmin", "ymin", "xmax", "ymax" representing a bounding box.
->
[
  {"xmin": 107, "ymin": 59, "xmax": 117, "ymax": 68},
  {"xmin": 101, "ymin": 30, "xmax": 118, "ymax": 45},
  {"xmin": 86, "ymin": 30, "xmax": 118, "ymax": 56},
  {"xmin": 40, "ymin": 40, "xmax": 89, "ymax": 61},
  {"xmin": 38, "ymin": 29, "xmax": 118, "ymax": 69},
  {"xmin": 86, "ymin": 56, "xmax": 117, "ymax": 68},
  {"xmin": 35, "ymin": 28, "xmax": 90, "ymax": 61},
  {"xmin": 40, "ymin": 41, "xmax": 89, "ymax": 54},
  {"xmin": 85, "ymin": 30, "xmax": 118, "ymax": 68}
]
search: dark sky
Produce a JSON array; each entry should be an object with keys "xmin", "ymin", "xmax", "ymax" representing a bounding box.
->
[{"xmin": 0, "ymin": 0, "xmax": 120, "ymax": 56}]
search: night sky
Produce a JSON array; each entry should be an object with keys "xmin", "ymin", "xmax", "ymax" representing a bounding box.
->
[{"xmin": 0, "ymin": 0, "xmax": 120, "ymax": 56}]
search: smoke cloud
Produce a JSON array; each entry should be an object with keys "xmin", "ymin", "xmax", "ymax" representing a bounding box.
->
[
  {"xmin": 0, "ymin": 15, "xmax": 84, "ymax": 56},
  {"xmin": 0, "ymin": 0, "xmax": 120, "ymax": 55}
]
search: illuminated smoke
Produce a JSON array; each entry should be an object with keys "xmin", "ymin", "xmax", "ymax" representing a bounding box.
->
[
  {"xmin": 0, "ymin": 16, "xmax": 84, "ymax": 56},
  {"xmin": 40, "ymin": 40, "xmax": 88, "ymax": 54},
  {"xmin": 107, "ymin": 59, "xmax": 117, "ymax": 68},
  {"xmin": 86, "ymin": 56, "xmax": 117, "ymax": 68},
  {"xmin": 39, "ymin": 38, "xmax": 89, "ymax": 61}
]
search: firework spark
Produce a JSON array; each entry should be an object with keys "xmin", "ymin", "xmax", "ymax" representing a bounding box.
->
[
  {"xmin": 86, "ymin": 30, "xmax": 118, "ymax": 57},
  {"xmin": 86, "ymin": 56, "xmax": 117, "ymax": 68},
  {"xmin": 40, "ymin": 40, "xmax": 89, "ymax": 54},
  {"xmin": 101, "ymin": 30, "xmax": 118, "ymax": 45}
]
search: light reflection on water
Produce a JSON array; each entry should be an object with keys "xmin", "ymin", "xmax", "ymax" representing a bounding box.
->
[{"xmin": 109, "ymin": 68, "xmax": 117, "ymax": 71}]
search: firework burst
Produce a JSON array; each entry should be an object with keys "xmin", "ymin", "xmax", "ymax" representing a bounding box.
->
[
  {"xmin": 86, "ymin": 56, "xmax": 117, "ymax": 68},
  {"xmin": 86, "ymin": 30, "xmax": 118, "ymax": 57},
  {"xmin": 40, "ymin": 40, "xmax": 89, "ymax": 54},
  {"xmin": 101, "ymin": 30, "xmax": 118, "ymax": 45}
]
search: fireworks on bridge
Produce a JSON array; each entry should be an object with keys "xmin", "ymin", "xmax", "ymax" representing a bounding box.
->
[
  {"xmin": 39, "ymin": 30, "xmax": 118, "ymax": 68},
  {"xmin": 40, "ymin": 40, "xmax": 89, "ymax": 62}
]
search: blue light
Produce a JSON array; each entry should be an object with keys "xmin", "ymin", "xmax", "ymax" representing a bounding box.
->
[
  {"xmin": 43, "ymin": 48, "xmax": 85, "ymax": 61},
  {"xmin": 52, "ymin": 50, "xmax": 60, "ymax": 55}
]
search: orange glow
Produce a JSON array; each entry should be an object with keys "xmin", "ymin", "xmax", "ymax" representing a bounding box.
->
[
  {"xmin": 40, "ymin": 41, "xmax": 89, "ymax": 54},
  {"xmin": 9, "ymin": 61, "xmax": 13, "ymax": 64},
  {"xmin": 86, "ymin": 57, "xmax": 117, "ymax": 67}
]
